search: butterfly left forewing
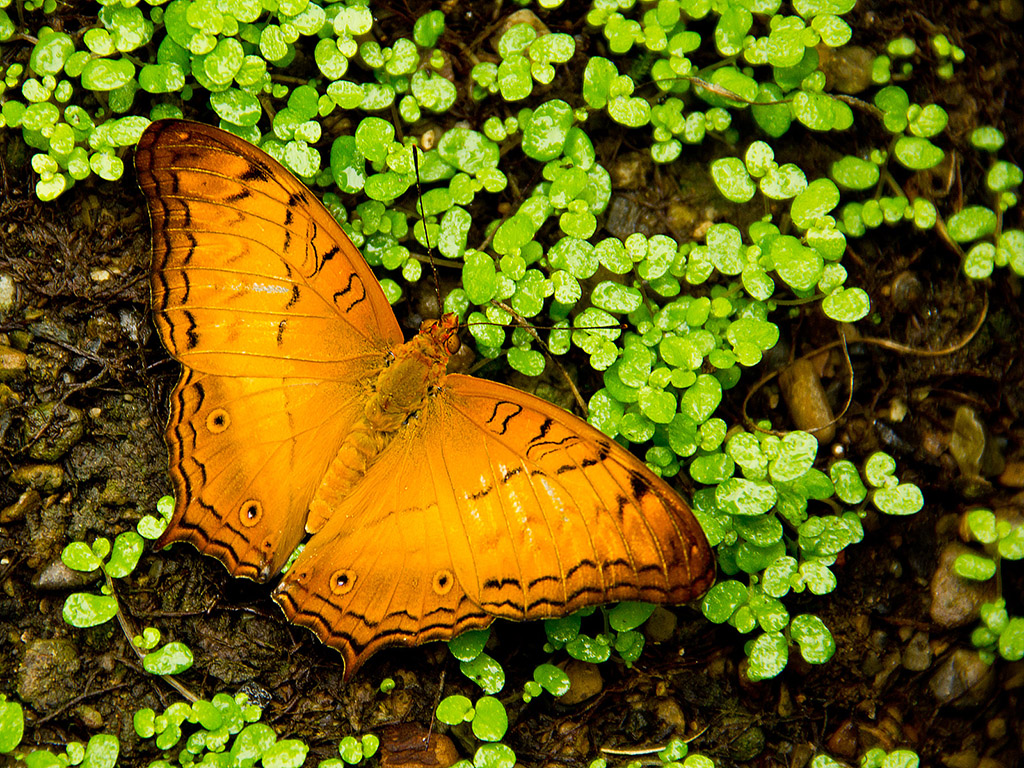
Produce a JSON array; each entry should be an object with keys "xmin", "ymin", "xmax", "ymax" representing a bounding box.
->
[
  {"xmin": 274, "ymin": 373, "xmax": 714, "ymax": 674},
  {"xmin": 137, "ymin": 120, "xmax": 405, "ymax": 579},
  {"xmin": 137, "ymin": 119, "xmax": 403, "ymax": 378}
]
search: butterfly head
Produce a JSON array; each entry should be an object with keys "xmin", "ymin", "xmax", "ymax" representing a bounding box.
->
[{"xmin": 419, "ymin": 313, "xmax": 461, "ymax": 357}]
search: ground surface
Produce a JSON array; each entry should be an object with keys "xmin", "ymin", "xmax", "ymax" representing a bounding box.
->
[{"xmin": 1, "ymin": 1, "xmax": 1023, "ymax": 766}]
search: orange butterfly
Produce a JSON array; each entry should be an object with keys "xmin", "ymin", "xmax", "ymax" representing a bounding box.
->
[{"xmin": 136, "ymin": 119, "xmax": 714, "ymax": 675}]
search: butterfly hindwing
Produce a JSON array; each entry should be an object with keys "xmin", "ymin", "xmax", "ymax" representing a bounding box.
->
[{"xmin": 274, "ymin": 373, "xmax": 714, "ymax": 673}]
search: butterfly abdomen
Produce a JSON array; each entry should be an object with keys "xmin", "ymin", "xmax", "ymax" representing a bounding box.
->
[{"xmin": 306, "ymin": 323, "xmax": 454, "ymax": 533}]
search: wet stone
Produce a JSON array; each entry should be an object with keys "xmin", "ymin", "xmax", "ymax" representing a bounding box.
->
[
  {"xmin": 558, "ymin": 659, "xmax": 603, "ymax": 705},
  {"xmin": 644, "ymin": 606, "xmax": 677, "ymax": 642},
  {"xmin": 379, "ymin": 723, "xmax": 460, "ymax": 768},
  {"xmin": 930, "ymin": 542, "xmax": 998, "ymax": 627},
  {"xmin": 0, "ymin": 273, "xmax": 17, "ymax": 320},
  {"xmin": 23, "ymin": 402, "xmax": 85, "ymax": 461},
  {"xmin": 929, "ymin": 648, "xmax": 996, "ymax": 707},
  {"xmin": 1, "ymin": 488, "xmax": 42, "ymax": 524},
  {"xmin": 10, "ymin": 463, "xmax": 64, "ymax": 491},
  {"xmin": 0, "ymin": 343, "xmax": 28, "ymax": 380},
  {"xmin": 32, "ymin": 557, "xmax": 101, "ymax": 591},
  {"xmin": 18, "ymin": 638, "xmax": 82, "ymax": 712},
  {"xmin": 901, "ymin": 631, "xmax": 933, "ymax": 671}
]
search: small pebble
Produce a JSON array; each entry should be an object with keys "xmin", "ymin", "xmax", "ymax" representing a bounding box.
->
[
  {"xmin": 930, "ymin": 543, "xmax": 997, "ymax": 627},
  {"xmin": 929, "ymin": 649, "xmax": 996, "ymax": 707},
  {"xmin": 0, "ymin": 344, "xmax": 27, "ymax": 381},
  {"xmin": 10, "ymin": 464, "xmax": 64, "ymax": 491},
  {"xmin": 558, "ymin": 659, "xmax": 603, "ymax": 705},
  {"xmin": 901, "ymin": 631, "xmax": 932, "ymax": 671},
  {"xmin": 18, "ymin": 638, "xmax": 82, "ymax": 712},
  {"xmin": 779, "ymin": 358, "xmax": 835, "ymax": 443},
  {"xmin": 1, "ymin": 488, "xmax": 41, "ymax": 524},
  {"xmin": 379, "ymin": 723, "xmax": 460, "ymax": 768},
  {"xmin": 32, "ymin": 557, "xmax": 101, "ymax": 591},
  {"xmin": 644, "ymin": 606, "xmax": 677, "ymax": 642}
]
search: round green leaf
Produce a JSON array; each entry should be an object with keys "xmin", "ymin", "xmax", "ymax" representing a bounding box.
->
[
  {"xmin": 143, "ymin": 641, "xmax": 195, "ymax": 675},
  {"xmin": 63, "ymin": 593, "xmax": 118, "ymax": 628},
  {"xmin": 471, "ymin": 697, "xmax": 508, "ymax": 742}
]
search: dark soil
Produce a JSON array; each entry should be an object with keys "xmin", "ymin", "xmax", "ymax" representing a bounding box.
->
[{"xmin": 1, "ymin": 1, "xmax": 1023, "ymax": 766}]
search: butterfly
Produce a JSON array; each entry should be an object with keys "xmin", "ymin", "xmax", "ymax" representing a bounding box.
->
[{"xmin": 135, "ymin": 119, "xmax": 715, "ymax": 676}]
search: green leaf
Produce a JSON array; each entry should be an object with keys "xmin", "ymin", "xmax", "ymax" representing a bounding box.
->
[
  {"xmin": 830, "ymin": 155, "xmax": 879, "ymax": 190},
  {"xmin": 262, "ymin": 739, "xmax": 308, "ymax": 768},
  {"xmin": 608, "ymin": 601, "xmax": 656, "ymax": 632},
  {"xmin": 565, "ymin": 633, "xmax": 612, "ymax": 663},
  {"xmin": 790, "ymin": 178, "xmax": 840, "ymax": 229},
  {"xmin": 0, "ymin": 698, "xmax": 24, "ymax": 754},
  {"xmin": 473, "ymin": 742, "xmax": 517, "ymax": 768},
  {"xmin": 716, "ymin": 477, "xmax": 777, "ymax": 516},
  {"xmin": 229, "ymin": 723, "xmax": 276, "ymax": 764},
  {"xmin": 471, "ymin": 697, "xmax": 508, "ymax": 742},
  {"xmin": 953, "ymin": 552, "xmax": 997, "ymax": 581},
  {"xmin": 789, "ymin": 614, "xmax": 835, "ymax": 664},
  {"xmin": 436, "ymin": 695, "xmax": 474, "ymax": 725},
  {"xmin": 893, "ymin": 136, "xmax": 945, "ymax": 171},
  {"xmin": 970, "ymin": 126, "xmax": 1005, "ymax": 152},
  {"xmin": 30, "ymin": 32, "xmax": 76, "ymax": 76},
  {"xmin": 822, "ymin": 287, "xmax": 870, "ymax": 321},
  {"xmin": 461, "ymin": 653, "xmax": 505, "ymax": 694},
  {"xmin": 63, "ymin": 593, "xmax": 118, "ymax": 627},
  {"xmin": 829, "ymin": 460, "xmax": 867, "ymax": 503},
  {"xmin": 81, "ymin": 734, "xmax": 119, "ymax": 768},
  {"xmin": 873, "ymin": 483, "xmax": 924, "ymax": 516},
  {"xmin": 438, "ymin": 127, "xmax": 499, "ymax": 174},
  {"xmin": 448, "ymin": 628, "xmax": 490, "ymax": 662},
  {"xmin": 62, "ymin": 541, "xmax": 104, "ymax": 572},
  {"xmin": 533, "ymin": 663, "xmax": 571, "ymax": 696},
  {"xmin": 80, "ymin": 58, "xmax": 136, "ymax": 90},
  {"xmin": 746, "ymin": 631, "xmax": 788, "ymax": 680},
  {"xmin": 998, "ymin": 618, "xmax": 1024, "ymax": 661},
  {"xmin": 710, "ymin": 157, "xmax": 756, "ymax": 203},
  {"xmin": 521, "ymin": 99, "xmax": 573, "ymax": 161},
  {"xmin": 143, "ymin": 641, "xmax": 194, "ymax": 675},
  {"xmin": 947, "ymin": 206, "xmax": 997, "ymax": 243},
  {"xmin": 105, "ymin": 531, "xmax": 144, "ymax": 578},
  {"xmin": 770, "ymin": 432, "xmax": 818, "ymax": 482}
]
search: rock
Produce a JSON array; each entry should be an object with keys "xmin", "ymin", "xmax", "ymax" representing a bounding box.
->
[
  {"xmin": 779, "ymin": 358, "xmax": 835, "ymax": 443},
  {"xmin": 378, "ymin": 723, "xmax": 460, "ymax": 768},
  {"xmin": 825, "ymin": 717, "xmax": 858, "ymax": 758},
  {"xmin": 10, "ymin": 463, "xmax": 64, "ymax": 491},
  {"xmin": 0, "ymin": 273, "xmax": 17, "ymax": 320},
  {"xmin": 1, "ymin": 488, "xmax": 41, "ymax": 523},
  {"xmin": 644, "ymin": 606, "xmax": 677, "ymax": 642},
  {"xmin": 32, "ymin": 557, "xmax": 101, "ymax": 591},
  {"xmin": 901, "ymin": 631, "xmax": 932, "ymax": 671},
  {"xmin": 817, "ymin": 44, "xmax": 875, "ymax": 94},
  {"xmin": 930, "ymin": 543, "xmax": 998, "ymax": 627},
  {"xmin": 950, "ymin": 405, "xmax": 1004, "ymax": 480},
  {"xmin": 76, "ymin": 704, "xmax": 104, "ymax": 729},
  {"xmin": 929, "ymin": 649, "xmax": 996, "ymax": 707},
  {"xmin": 18, "ymin": 638, "xmax": 82, "ymax": 712},
  {"xmin": 24, "ymin": 402, "xmax": 85, "ymax": 461},
  {"xmin": 998, "ymin": 461, "xmax": 1024, "ymax": 488},
  {"xmin": 558, "ymin": 659, "xmax": 603, "ymax": 705},
  {"xmin": 653, "ymin": 697, "xmax": 686, "ymax": 735},
  {"xmin": 0, "ymin": 344, "xmax": 27, "ymax": 380}
]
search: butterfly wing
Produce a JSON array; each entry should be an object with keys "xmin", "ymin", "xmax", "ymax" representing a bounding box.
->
[
  {"xmin": 274, "ymin": 373, "xmax": 714, "ymax": 673},
  {"xmin": 137, "ymin": 120, "xmax": 404, "ymax": 579}
]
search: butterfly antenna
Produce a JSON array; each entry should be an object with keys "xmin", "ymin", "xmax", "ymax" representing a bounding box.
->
[
  {"xmin": 413, "ymin": 146, "xmax": 444, "ymax": 312},
  {"xmin": 491, "ymin": 300, "xmax": 590, "ymax": 416}
]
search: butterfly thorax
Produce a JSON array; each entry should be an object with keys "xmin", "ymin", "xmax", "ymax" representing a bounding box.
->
[{"xmin": 305, "ymin": 314, "xmax": 459, "ymax": 534}]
